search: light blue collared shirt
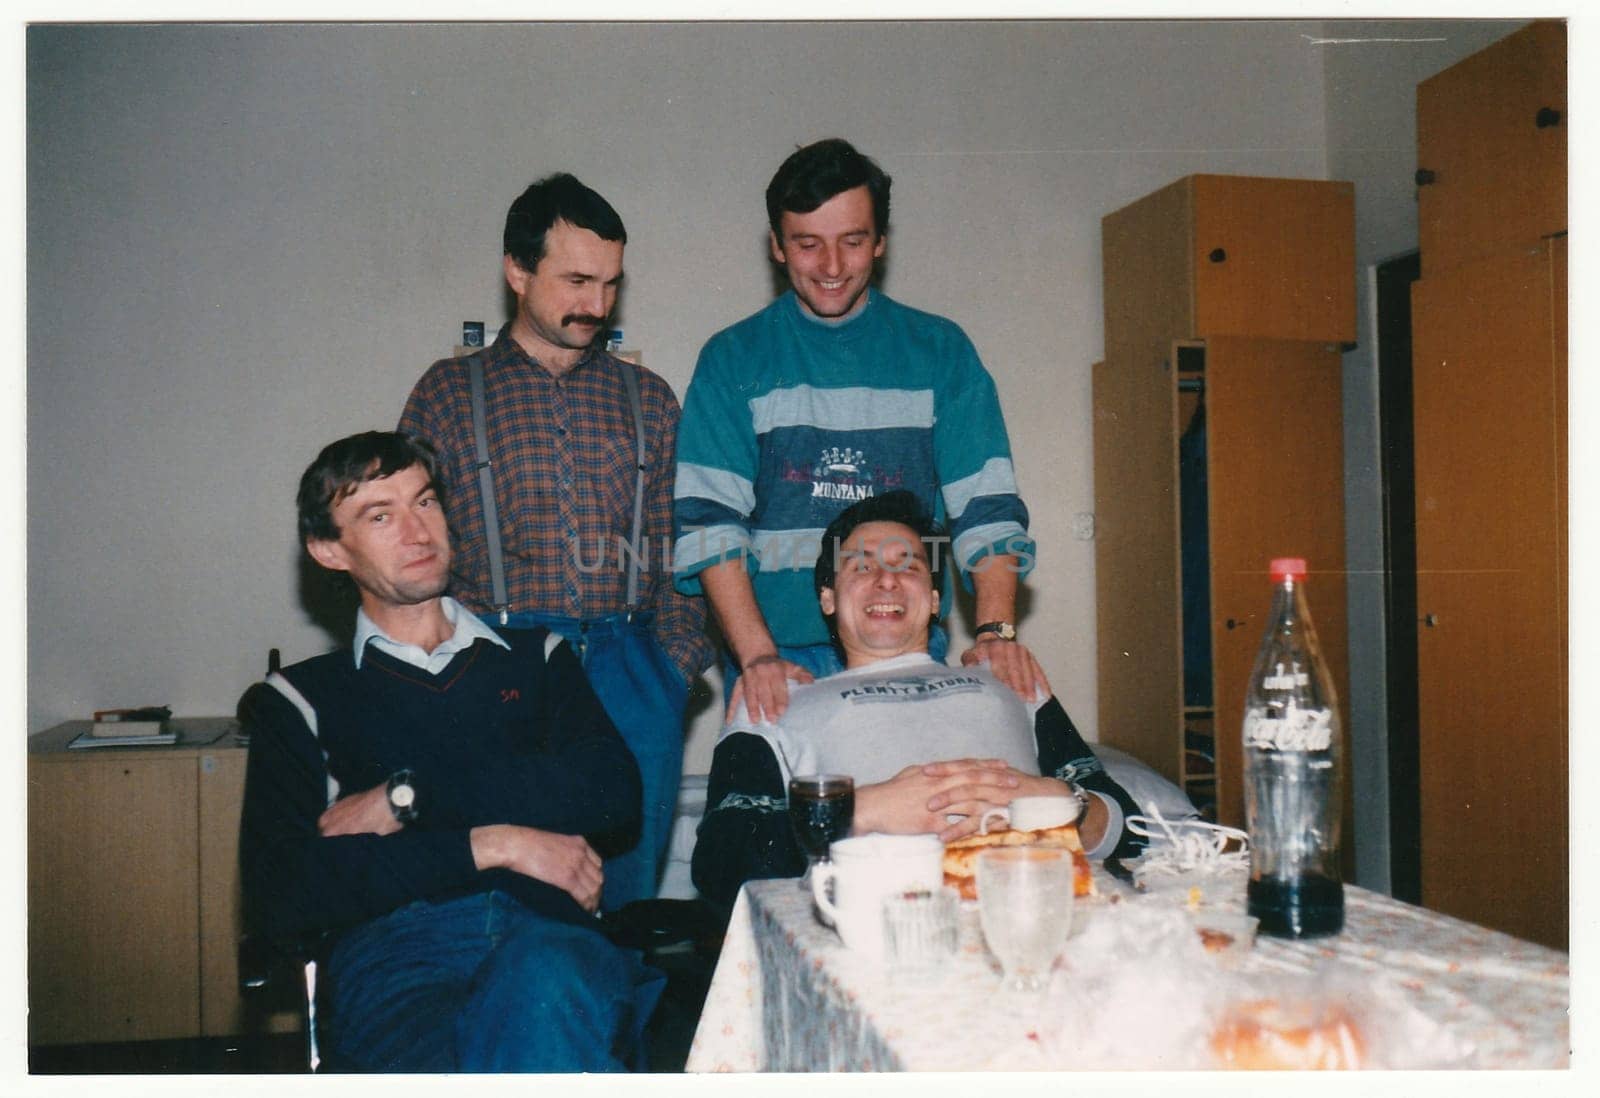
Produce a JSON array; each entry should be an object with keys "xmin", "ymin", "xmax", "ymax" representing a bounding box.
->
[{"xmin": 353, "ymin": 596, "xmax": 511, "ymax": 674}]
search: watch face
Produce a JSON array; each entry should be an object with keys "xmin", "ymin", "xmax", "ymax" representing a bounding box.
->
[{"xmin": 391, "ymin": 784, "xmax": 416, "ymax": 809}]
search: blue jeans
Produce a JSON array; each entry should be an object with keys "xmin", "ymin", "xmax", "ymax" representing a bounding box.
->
[
  {"xmin": 721, "ymin": 624, "xmax": 951, "ymax": 707},
  {"xmin": 324, "ymin": 891, "xmax": 665, "ymax": 1072},
  {"xmin": 488, "ymin": 611, "xmax": 689, "ymax": 911}
]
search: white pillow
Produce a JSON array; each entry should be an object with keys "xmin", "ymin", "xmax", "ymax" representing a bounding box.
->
[{"xmin": 1092, "ymin": 745, "xmax": 1199, "ymax": 821}]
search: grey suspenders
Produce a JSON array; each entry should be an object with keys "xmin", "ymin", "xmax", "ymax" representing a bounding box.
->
[
  {"xmin": 468, "ymin": 354, "xmax": 648, "ymax": 624},
  {"xmin": 618, "ymin": 360, "xmax": 648, "ymax": 613},
  {"xmin": 467, "ymin": 359, "xmax": 511, "ymax": 622}
]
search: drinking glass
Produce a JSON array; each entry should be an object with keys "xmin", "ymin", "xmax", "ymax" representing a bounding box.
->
[
  {"xmin": 882, "ymin": 887, "xmax": 960, "ymax": 978},
  {"xmin": 975, "ymin": 847, "xmax": 1075, "ymax": 993},
  {"xmin": 788, "ymin": 774, "xmax": 855, "ymax": 890}
]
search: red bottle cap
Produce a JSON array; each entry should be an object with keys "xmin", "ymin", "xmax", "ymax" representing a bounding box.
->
[{"xmin": 1270, "ymin": 557, "xmax": 1308, "ymax": 581}]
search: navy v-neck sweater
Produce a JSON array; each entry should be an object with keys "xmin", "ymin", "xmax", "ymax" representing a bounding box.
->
[{"xmin": 240, "ymin": 628, "xmax": 640, "ymax": 943}]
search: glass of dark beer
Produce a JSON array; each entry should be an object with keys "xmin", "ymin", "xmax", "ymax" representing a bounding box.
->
[{"xmin": 788, "ymin": 774, "xmax": 855, "ymax": 890}]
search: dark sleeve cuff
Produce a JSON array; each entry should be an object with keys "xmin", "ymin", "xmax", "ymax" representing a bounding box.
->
[{"xmin": 691, "ymin": 733, "xmax": 800, "ymax": 907}]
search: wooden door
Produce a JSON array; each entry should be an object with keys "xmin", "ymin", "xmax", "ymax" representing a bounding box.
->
[
  {"xmin": 1191, "ymin": 176, "xmax": 1356, "ymax": 344},
  {"xmin": 1417, "ymin": 20, "xmax": 1566, "ymax": 277},
  {"xmin": 1102, "ymin": 177, "xmax": 1195, "ymax": 366},
  {"xmin": 1203, "ymin": 338, "xmax": 1349, "ymax": 832},
  {"xmin": 1411, "ymin": 243, "xmax": 1566, "ymax": 949},
  {"xmin": 28, "ymin": 755, "xmax": 201, "ymax": 1043},
  {"xmin": 1553, "ymin": 236, "xmax": 1567, "ymax": 738},
  {"xmin": 198, "ymin": 750, "xmax": 246, "ymax": 1036},
  {"xmin": 1093, "ymin": 353, "xmax": 1184, "ymax": 784}
]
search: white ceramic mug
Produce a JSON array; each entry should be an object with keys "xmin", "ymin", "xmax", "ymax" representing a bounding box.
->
[
  {"xmin": 979, "ymin": 794, "xmax": 1083, "ymax": 836},
  {"xmin": 811, "ymin": 833, "xmax": 944, "ymax": 963}
]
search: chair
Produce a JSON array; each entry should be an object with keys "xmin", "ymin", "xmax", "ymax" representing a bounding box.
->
[
  {"xmin": 600, "ymin": 897, "xmax": 727, "ymax": 1071},
  {"xmin": 238, "ymin": 933, "xmax": 324, "ymax": 1071},
  {"xmin": 599, "ymin": 897, "xmax": 725, "ymax": 957},
  {"xmin": 237, "ymin": 649, "xmax": 326, "ymax": 1070}
]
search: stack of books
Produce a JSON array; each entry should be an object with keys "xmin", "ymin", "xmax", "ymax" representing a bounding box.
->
[{"xmin": 68, "ymin": 706, "xmax": 177, "ymax": 749}]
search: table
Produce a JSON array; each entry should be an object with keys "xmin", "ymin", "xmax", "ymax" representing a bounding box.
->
[{"xmin": 687, "ymin": 867, "xmax": 1569, "ymax": 1071}]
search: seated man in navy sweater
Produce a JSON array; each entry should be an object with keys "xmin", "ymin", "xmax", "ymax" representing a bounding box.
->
[
  {"xmin": 692, "ymin": 491, "xmax": 1144, "ymax": 907},
  {"xmin": 240, "ymin": 430, "xmax": 663, "ymax": 1072}
]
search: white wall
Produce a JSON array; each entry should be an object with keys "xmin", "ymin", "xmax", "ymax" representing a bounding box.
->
[{"xmin": 25, "ymin": 21, "xmax": 1489, "ymax": 801}]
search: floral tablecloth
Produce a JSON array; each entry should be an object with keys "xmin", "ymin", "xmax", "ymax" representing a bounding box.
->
[{"xmin": 685, "ymin": 867, "xmax": 1569, "ymax": 1071}]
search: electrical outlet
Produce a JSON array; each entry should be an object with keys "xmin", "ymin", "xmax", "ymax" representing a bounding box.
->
[{"xmin": 1072, "ymin": 512, "xmax": 1095, "ymax": 541}]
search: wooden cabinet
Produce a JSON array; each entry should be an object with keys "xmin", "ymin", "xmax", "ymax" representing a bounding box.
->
[
  {"xmin": 1409, "ymin": 21, "xmax": 1567, "ymax": 952},
  {"xmin": 1094, "ymin": 175, "xmax": 1354, "ymax": 832},
  {"xmin": 1103, "ymin": 174, "xmax": 1355, "ymax": 361},
  {"xmin": 1410, "ymin": 240, "xmax": 1567, "ymax": 949},
  {"xmin": 27, "ymin": 720, "xmax": 295, "ymax": 1045},
  {"xmin": 28, "ymin": 751, "xmax": 202, "ymax": 1043},
  {"xmin": 1417, "ymin": 20, "xmax": 1566, "ymax": 277},
  {"xmin": 1204, "ymin": 338, "xmax": 1350, "ymax": 832}
]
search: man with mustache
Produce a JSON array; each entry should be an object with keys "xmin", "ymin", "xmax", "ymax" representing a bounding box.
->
[{"xmin": 400, "ymin": 174, "xmax": 711, "ymax": 910}]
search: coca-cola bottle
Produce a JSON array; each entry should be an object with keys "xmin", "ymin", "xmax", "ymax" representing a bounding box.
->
[{"xmin": 1242, "ymin": 557, "xmax": 1344, "ymax": 938}]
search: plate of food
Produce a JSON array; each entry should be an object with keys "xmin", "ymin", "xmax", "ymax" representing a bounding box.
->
[{"xmin": 940, "ymin": 821, "xmax": 1096, "ymax": 901}]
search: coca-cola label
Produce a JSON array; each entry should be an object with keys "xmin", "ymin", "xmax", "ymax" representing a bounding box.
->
[{"xmin": 1243, "ymin": 706, "xmax": 1334, "ymax": 752}]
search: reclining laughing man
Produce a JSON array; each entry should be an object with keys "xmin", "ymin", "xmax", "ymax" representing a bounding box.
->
[
  {"xmin": 239, "ymin": 431, "xmax": 663, "ymax": 1072},
  {"xmin": 691, "ymin": 490, "xmax": 1144, "ymax": 907}
]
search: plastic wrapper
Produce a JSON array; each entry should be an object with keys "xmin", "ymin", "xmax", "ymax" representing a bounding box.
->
[
  {"xmin": 1040, "ymin": 903, "xmax": 1480, "ymax": 1070},
  {"xmin": 1207, "ymin": 971, "xmax": 1480, "ymax": 1070},
  {"xmin": 1044, "ymin": 903, "xmax": 1224, "ymax": 1069}
]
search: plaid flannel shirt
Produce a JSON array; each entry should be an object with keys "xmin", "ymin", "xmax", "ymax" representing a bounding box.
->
[{"xmin": 399, "ymin": 332, "xmax": 712, "ymax": 682}]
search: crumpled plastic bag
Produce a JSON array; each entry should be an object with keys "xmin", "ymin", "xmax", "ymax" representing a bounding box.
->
[
  {"xmin": 1042, "ymin": 902, "xmax": 1224, "ymax": 1069},
  {"xmin": 1207, "ymin": 970, "xmax": 1480, "ymax": 1070},
  {"xmin": 1038, "ymin": 903, "xmax": 1480, "ymax": 1070}
]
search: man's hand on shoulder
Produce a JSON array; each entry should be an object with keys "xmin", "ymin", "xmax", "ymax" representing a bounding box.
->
[
  {"xmin": 727, "ymin": 653, "xmax": 814, "ymax": 724},
  {"xmin": 318, "ymin": 785, "xmax": 402, "ymax": 837},
  {"xmin": 960, "ymin": 637, "xmax": 1051, "ymax": 702},
  {"xmin": 470, "ymin": 825, "xmax": 604, "ymax": 913}
]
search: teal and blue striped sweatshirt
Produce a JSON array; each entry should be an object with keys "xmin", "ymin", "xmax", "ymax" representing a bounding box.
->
[{"xmin": 672, "ymin": 290, "xmax": 1034, "ymax": 648}]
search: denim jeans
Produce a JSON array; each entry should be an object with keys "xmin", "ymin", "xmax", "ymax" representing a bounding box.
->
[
  {"xmin": 324, "ymin": 891, "xmax": 665, "ymax": 1072},
  {"xmin": 720, "ymin": 624, "xmax": 951, "ymax": 706},
  {"xmin": 487, "ymin": 611, "xmax": 689, "ymax": 911}
]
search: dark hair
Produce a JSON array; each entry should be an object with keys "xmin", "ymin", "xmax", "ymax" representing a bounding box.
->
[
  {"xmin": 765, "ymin": 138, "xmax": 892, "ymax": 240},
  {"xmin": 503, "ymin": 172, "xmax": 627, "ymax": 273},
  {"xmin": 813, "ymin": 490, "xmax": 944, "ymax": 598},
  {"xmin": 297, "ymin": 431, "xmax": 441, "ymax": 545}
]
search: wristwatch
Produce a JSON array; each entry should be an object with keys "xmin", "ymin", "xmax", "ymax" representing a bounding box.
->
[
  {"xmin": 974, "ymin": 620, "xmax": 1017, "ymax": 642},
  {"xmin": 1064, "ymin": 781, "xmax": 1090, "ymax": 823},
  {"xmin": 386, "ymin": 769, "xmax": 419, "ymax": 824}
]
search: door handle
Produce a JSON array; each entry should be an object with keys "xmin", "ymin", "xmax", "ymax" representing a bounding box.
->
[{"xmin": 1421, "ymin": 613, "xmax": 1439, "ymax": 628}]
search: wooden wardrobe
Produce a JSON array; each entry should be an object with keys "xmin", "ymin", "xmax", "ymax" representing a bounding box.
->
[
  {"xmin": 1410, "ymin": 20, "xmax": 1567, "ymax": 950},
  {"xmin": 1093, "ymin": 174, "xmax": 1355, "ymax": 835}
]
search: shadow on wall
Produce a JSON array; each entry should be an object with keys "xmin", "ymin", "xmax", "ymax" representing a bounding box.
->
[{"xmin": 297, "ymin": 549, "xmax": 358, "ymax": 652}]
